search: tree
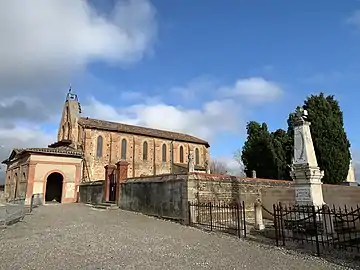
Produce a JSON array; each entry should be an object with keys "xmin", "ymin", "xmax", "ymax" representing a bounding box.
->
[
  {"xmin": 298, "ymin": 93, "xmax": 351, "ymax": 184},
  {"xmin": 271, "ymin": 129, "xmax": 292, "ymax": 180},
  {"xmin": 210, "ymin": 160, "xmax": 228, "ymax": 175},
  {"xmin": 241, "ymin": 121, "xmax": 278, "ymax": 179}
]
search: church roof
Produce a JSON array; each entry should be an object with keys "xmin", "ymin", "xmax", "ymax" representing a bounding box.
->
[
  {"xmin": 2, "ymin": 143, "xmax": 83, "ymax": 164},
  {"xmin": 78, "ymin": 117, "xmax": 210, "ymax": 147}
]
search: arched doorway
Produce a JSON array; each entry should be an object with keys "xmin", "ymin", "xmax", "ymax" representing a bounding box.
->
[{"xmin": 45, "ymin": 172, "xmax": 63, "ymax": 203}]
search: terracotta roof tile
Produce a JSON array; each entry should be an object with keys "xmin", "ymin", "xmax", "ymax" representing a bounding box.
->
[
  {"xmin": 23, "ymin": 146, "xmax": 83, "ymax": 157},
  {"xmin": 78, "ymin": 117, "xmax": 210, "ymax": 147}
]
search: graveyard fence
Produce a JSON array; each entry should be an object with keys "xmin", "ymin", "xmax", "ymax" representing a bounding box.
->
[
  {"xmin": 273, "ymin": 203, "xmax": 360, "ymax": 256},
  {"xmin": 188, "ymin": 201, "xmax": 247, "ymax": 238}
]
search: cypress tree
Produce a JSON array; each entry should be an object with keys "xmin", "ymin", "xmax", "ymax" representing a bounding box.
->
[
  {"xmin": 300, "ymin": 93, "xmax": 350, "ymax": 184},
  {"xmin": 241, "ymin": 121, "xmax": 278, "ymax": 179}
]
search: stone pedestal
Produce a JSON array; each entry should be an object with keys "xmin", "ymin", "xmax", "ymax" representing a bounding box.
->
[
  {"xmin": 290, "ymin": 164, "xmax": 325, "ymax": 206},
  {"xmin": 290, "ymin": 107, "xmax": 325, "ymax": 207}
]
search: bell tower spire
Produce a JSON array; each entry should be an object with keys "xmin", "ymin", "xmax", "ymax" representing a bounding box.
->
[{"xmin": 57, "ymin": 86, "xmax": 82, "ymax": 146}]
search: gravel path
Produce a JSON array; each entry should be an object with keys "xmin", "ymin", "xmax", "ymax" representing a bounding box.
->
[{"xmin": 0, "ymin": 204, "xmax": 353, "ymax": 270}]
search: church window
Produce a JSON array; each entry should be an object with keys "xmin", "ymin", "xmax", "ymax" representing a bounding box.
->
[
  {"xmin": 143, "ymin": 141, "xmax": 148, "ymax": 160},
  {"xmin": 195, "ymin": 148, "xmax": 200, "ymax": 165},
  {"xmin": 179, "ymin": 146, "xmax": 184, "ymax": 163},
  {"xmin": 162, "ymin": 144, "xmax": 167, "ymax": 162},
  {"xmin": 96, "ymin": 135, "xmax": 103, "ymax": 157},
  {"xmin": 121, "ymin": 139, "xmax": 127, "ymax": 160}
]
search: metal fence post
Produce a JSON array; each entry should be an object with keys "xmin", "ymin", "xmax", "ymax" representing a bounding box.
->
[
  {"xmin": 242, "ymin": 201, "xmax": 246, "ymax": 237},
  {"xmin": 279, "ymin": 203, "xmax": 285, "ymax": 246},
  {"xmin": 209, "ymin": 202, "xmax": 213, "ymax": 231},
  {"xmin": 312, "ymin": 205, "xmax": 320, "ymax": 256},
  {"xmin": 188, "ymin": 201, "xmax": 192, "ymax": 226},
  {"xmin": 273, "ymin": 204, "xmax": 279, "ymax": 246},
  {"xmin": 236, "ymin": 202, "xmax": 241, "ymax": 238}
]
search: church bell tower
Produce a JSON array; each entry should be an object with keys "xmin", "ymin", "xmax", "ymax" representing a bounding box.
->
[{"xmin": 57, "ymin": 87, "xmax": 82, "ymax": 147}]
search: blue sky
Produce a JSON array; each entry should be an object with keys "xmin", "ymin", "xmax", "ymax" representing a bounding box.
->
[
  {"xmin": 1, "ymin": 0, "xmax": 360, "ymax": 174},
  {"xmin": 79, "ymin": 0, "xmax": 360, "ymax": 160}
]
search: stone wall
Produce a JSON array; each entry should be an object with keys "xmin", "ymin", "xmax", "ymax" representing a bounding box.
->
[
  {"xmin": 79, "ymin": 127, "xmax": 209, "ymax": 181},
  {"xmin": 323, "ymin": 184, "xmax": 360, "ymax": 208},
  {"xmin": 119, "ymin": 174, "xmax": 188, "ymax": 221},
  {"xmin": 117, "ymin": 172, "xmax": 360, "ymax": 223},
  {"xmin": 260, "ymin": 180, "xmax": 360, "ymax": 219},
  {"xmin": 118, "ymin": 173, "xmax": 273, "ymax": 222},
  {"xmin": 78, "ymin": 180, "xmax": 104, "ymax": 205}
]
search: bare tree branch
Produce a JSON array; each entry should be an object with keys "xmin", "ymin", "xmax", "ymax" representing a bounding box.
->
[{"xmin": 210, "ymin": 159, "xmax": 228, "ymax": 175}]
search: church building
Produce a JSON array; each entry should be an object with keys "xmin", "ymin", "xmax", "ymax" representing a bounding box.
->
[{"xmin": 2, "ymin": 90, "xmax": 210, "ymax": 205}]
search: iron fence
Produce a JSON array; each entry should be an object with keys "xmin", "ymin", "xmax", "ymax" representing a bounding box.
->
[
  {"xmin": 188, "ymin": 201, "xmax": 247, "ymax": 238},
  {"xmin": 273, "ymin": 203, "xmax": 360, "ymax": 256},
  {"xmin": 0, "ymin": 197, "xmax": 27, "ymax": 227}
]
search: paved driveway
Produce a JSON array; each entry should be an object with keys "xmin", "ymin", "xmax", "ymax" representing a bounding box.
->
[{"xmin": 0, "ymin": 204, "xmax": 351, "ymax": 270}]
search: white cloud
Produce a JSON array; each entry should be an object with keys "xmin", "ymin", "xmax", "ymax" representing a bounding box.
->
[
  {"xmin": 0, "ymin": 0, "xmax": 157, "ymax": 183},
  {"xmin": 0, "ymin": 0, "xmax": 157, "ymax": 102},
  {"xmin": 0, "ymin": 0, "xmax": 156, "ymax": 76},
  {"xmin": 81, "ymin": 76, "xmax": 284, "ymax": 144},
  {"xmin": 0, "ymin": 126, "xmax": 56, "ymax": 184},
  {"xmin": 346, "ymin": 10, "xmax": 360, "ymax": 28},
  {"xmin": 83, "ymin": 97, "xmax": 244, "ymax": 141},
  {"xmin": 220, "ymin": 77, "xmax": 283, "ymax": 103}
]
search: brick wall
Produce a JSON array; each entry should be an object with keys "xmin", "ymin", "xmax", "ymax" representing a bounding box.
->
[{"xmin": 80, "ymin": 127, "xmax": 209, "ymax": 181}]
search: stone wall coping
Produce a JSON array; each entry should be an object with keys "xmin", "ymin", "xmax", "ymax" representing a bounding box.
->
[
  {"xmin": 124, "ymin": 173, "xmax": 188, "ymax": 183},
  {"xmin": 188, "ymin": 172, "xmax": 293, "ymax": 186},
  {"xmin": 80, "ymin": 180, "xmax": 104, "ymax": 186}
]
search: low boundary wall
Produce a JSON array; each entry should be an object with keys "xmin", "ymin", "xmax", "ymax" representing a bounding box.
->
[{"xmin": 79, "ymin": 180, "xmax": 104, "ymax": 205}]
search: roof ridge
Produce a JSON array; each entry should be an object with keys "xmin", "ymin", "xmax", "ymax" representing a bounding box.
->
[{"xmin": 78, "ymin": 117, "xmax": 210, "ymax": 146}]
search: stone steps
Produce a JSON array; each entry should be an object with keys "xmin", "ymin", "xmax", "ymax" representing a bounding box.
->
[{"xmin": 92, "ymin": 202, "xmax": 118, "ymax": 210}]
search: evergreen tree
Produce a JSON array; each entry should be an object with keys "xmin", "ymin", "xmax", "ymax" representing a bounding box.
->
[
  {"xmin": 241, "ymin": 121, "xmax": 278, "ymax": 179},
  {"xmin": 271, "ymin": 129, "xmax": 292, "ymax": 180},
  {"xmin": 301, "ymin": 93, "xmax": 351, "ymax": 184}
]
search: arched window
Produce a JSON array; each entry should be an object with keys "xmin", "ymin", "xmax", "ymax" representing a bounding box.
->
[
  {"xmin": 162, "ymin": 144, "xmax": 167, "ymax": 162},
  {"xmin": 143, "ymin": 141, "xmax": 148, "ymax": 160},
  {"xmin": 96, "ymin": 135, "xmax": 103, "ymax": 157},
  {"xmin": 121, "ymin": 139, "xmax": 127, "ymax": 160},
  {"xmin": 179, "ymin": 146, "xmax": 184, "ymax": 163},
  {"xmin": 195, "ymin": 148, "xmax": 200, "ymax": 165}
]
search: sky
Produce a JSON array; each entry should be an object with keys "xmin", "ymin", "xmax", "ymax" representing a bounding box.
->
[{"xmin": 1, "ymin": 0, "xmax": 360, "ymax": 179}]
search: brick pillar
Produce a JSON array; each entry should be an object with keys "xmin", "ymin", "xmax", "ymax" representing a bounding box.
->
[
  {"xmin": 104, "ymin": 164, "xmax": 116, "ymax": 202},
  {"xmin": 115, "ymin": 161, "xmax": 129, "ymax": 202},
  {"xmin": 25, "ymin": 162, "xmax": 37, "ymax": 205}
]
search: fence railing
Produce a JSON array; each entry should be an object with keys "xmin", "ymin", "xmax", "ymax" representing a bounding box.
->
[
  {"xmin": 273, "ymin": 203, "xmax": 360, "ymax": 256},
  {"xmin": 188, "ymin": 201, "xmax": 247, "ymax": 238}
]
